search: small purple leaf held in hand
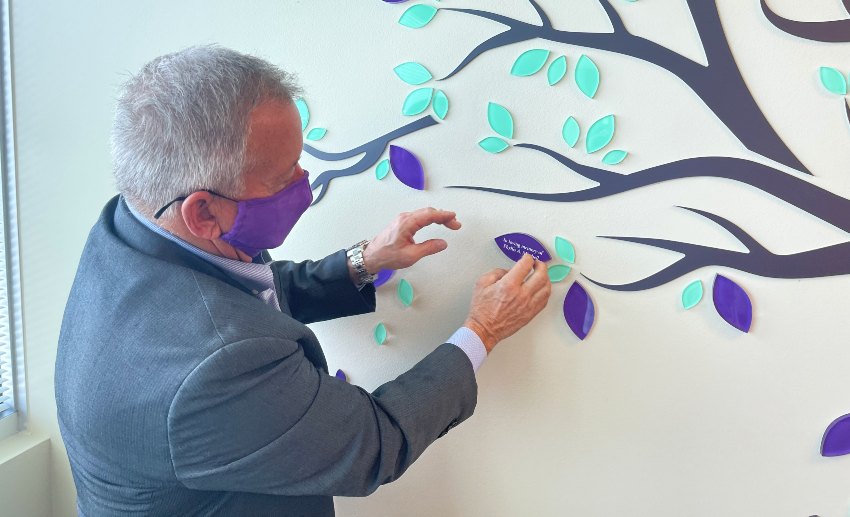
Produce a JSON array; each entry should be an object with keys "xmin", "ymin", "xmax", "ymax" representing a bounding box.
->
[
  {"xmin": 335, "ymin": 369, "xmax": 347, "ymax": 382},
  {"xmin": 373, "ymin": 269, "xmax": 395, "ymax": 288},
  {"xmin": 712, "ymin": 274, "xmax": 753, "ymax": 332},
  {"xmin": 822, "ymin": 413, "xmax": 850, "ymax": 457},
  {"xmin": 564, "ymin": 281, "xmax": 595, "ymax": 340},
  {"xmin": 383, "ymin": 0, "xmax": 410, "ymax": 3},
  {"xmin": 389, "ymin": 144, "xmax": 425, "ymax": 190},
  {"xmin": 495, "ymin": 233, "xmax": 552, "ymax": 262}
]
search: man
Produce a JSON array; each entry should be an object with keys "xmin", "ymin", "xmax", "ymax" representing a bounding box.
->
[{"xmin": 56, "ymin": 45, "xmax": 551, "ymax": 516}]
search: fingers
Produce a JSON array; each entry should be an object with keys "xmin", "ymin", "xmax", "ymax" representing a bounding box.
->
[
  {"xmin": 409, "ymin": 239, "xmax": 448, "ymax": 261},
  {"xmin": 502, "ymin": 254, "xmax": 535, "ymax": 284},
  {"xmin": 478, "ymin": 268, "xmax": 509, "ymax": 287},
  {"xmin": 408, "ymin": 207, "xmax": 461, "ymax": 232},
  {"xmin": 522, "ymin": 258, "xmax": 550, "ymax": 293}
]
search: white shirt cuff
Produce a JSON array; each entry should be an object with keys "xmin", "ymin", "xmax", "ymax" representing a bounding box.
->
[{"xmin": 446, "ymin": 327, "xmax": 487, "ymax": 373}]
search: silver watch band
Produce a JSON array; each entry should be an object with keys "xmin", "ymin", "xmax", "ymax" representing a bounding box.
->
[{"xmin": 346, "ymin": 240, "xmax": 377, "ymax": 287}]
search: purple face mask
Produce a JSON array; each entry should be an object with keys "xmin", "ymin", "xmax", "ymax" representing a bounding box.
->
[{"xmin": 218, "ymin": 172, "xmax": 313, "ymax": 257}]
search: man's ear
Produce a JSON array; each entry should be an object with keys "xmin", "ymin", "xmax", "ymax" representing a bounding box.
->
[{"xmin": 180, "ymin": 191, "xmax": 230, "ymax": 240}]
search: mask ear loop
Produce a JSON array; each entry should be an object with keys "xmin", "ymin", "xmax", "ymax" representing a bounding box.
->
[{"xmin": 153, "ymin": 190, "xmax": 233, "ymax": 219}]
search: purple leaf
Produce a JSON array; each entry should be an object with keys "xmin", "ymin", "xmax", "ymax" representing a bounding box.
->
[
  {"xmin": 373, "ymin": 269, "xmax": 395, "ymax": 288},
  {"xmin": 335, "ymin": 369, "xmax": 347, "ymax": 382},
  {"xmin": 822, "ymin": 413, "xmax": 850, "ymax": 457},
  {"xmin": 389, "ymin": 144, "xmax": 425, "ymax": 190},
  {"xmin": 494, "ymin": 233, "xmax": 552, "ymax": 262},
  {"xmin": 383, "ymin": 0, "xmax": 410, "ymax": 3},
  {"xmin": 563, "ymin": 281, "xmax": 595, "ymax": 340},
  {"xmin": 712, "ymin": 274, "xmax": 753, "ymax": 332}
]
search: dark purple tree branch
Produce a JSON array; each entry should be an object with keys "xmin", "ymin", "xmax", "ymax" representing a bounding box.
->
[
  {"xmin": 761, "ymin": 0, "xmax": 850, "ymax": 42},
  {"xmin": 587, "ymin": 207, "xmax": 850, "ymax": 291},
  {"xmin": 449, "ymin": 143, "xmax": 850, "ymax": 233},
  {"xmin": 438, "ymin": 0, "xmax": 810, "ymax": 174},
  {"xmin": 304, "ymin": 115, "xmax": 439, "ymax": 205}
]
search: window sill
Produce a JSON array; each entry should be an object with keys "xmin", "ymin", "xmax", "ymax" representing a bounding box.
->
[{"xmin": 0, "ymin": 430, "xmax": 49, "ymax": 464}]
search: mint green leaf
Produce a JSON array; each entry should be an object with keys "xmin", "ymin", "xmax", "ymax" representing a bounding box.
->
[
  {"xmin": 295, "ymin": 98, "xmax": 309, "ymax": 131},
  {"xmin": 555, "ymin": 236, "xmax": 575, "ymax": 263},
  {"xmin": 398, "ymin": 279, "xmax": 414, "ymax": 306},
  {"xmin": 305, "ymin": 128, "xmax": 327, "ymax": 141},
  {"xmin": 399, "ymin": 4, "xmax": 438, "ymax": 28},
  {"xmin": 393, "ymin": 62, "xmax": 433, "ymax": 85},
  {"xmin": 586, "ymin": 114, "xmax": 615, "ymax": 154},
  {"xmin": 478, "ymin": 137, "xmax": 509, "ymax": 154},
  {"xmin": 510, "ymin": 49, "xmax": 550, "ymax": 77},
  {"xmin": 602, "ymin": 149, "xmax": 628, "ymax": 165},
  {"xmin": 682, "ymin": 280, "xmax": 703, "ymax": 309},
  {"xmin": 487, "ymin": 102, "xmax": 514, "ymax": 139},
  {"xmin": 433, "ymin": 90, "xmax": 449, "ymax": 120},
  {"xmin": 374, "ymin": 322, "xmax": 388, "ymax": 345},
  {"xmin": 547, "ymin": 55, "xmax": 567, "ymax": 86},
  {"xmin": 562, "ymin": 116, "xmax": 580, "ymax": 148},
  {"xmin": 402, "ymin": 87, "xmax": 434, "ymax": 116},
  {"xmin": 820, "ymin": 66, "xmax": 847, "ymax": 95},
  {"xmin": 376, "ymin": 159, "xmax": 390, "ymax": 180},
  {"xmin": 575, "ymin": 55, "xmax": 600, "ymax": 99},
  {"xmin": 548, "ymin": 264, "xmax": 571, "ymax": 283}
]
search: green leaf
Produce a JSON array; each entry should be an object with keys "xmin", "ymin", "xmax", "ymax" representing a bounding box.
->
[
  {"xmin": 820, "ymin": 66, "xmax": 847, "ymax": 95},
  {"xmin": 478, "ymin": 137, "xmax": 509, "ymax": 154},
  {"xmin": 487, "ymin": 102, "xmax": 514, "ymax": 139},
  {"xmin": 548, "ymin": 264, "xmax": 571, "ymax": 283},
  {"xmin": 562, "ymin": 116, "xmax": 580, "ymax": 148},
  {"xmin": 399, "ymin": 4, "xmax": 438, "ymax": 28},
  {"xmin": 305, "ymin": 128, "xmax": 327, "ymax": 141},
  {"xmin": 433, "ymin": 90, "xmax": 449, "ymax": 120},
  {"xmin": 547, "ymin": 55, "xmax": 567, "ymax": 86},
  {"xmin": 602, "ymin": 149, "xmax": 628, "ymax": 165},
  {"xmin": 295, "ymin": 98, "xmax": 309, "ymax": 131},
  {"xmin": 402, "ymin": 87, "xmax": 434, "ymax": 116},
  {"xmin": 575, "ymin": 55, "xmax": 600, "ymax": 99},
  {"xmin": 586, "ymin": 114, "xmax": 615, "ymax": 154},
  {"xmin": 398, "ymin": 279, "xmax": 414, "ymax": 306},
  {"xmin": 555, "ymin": 236, "xmax": 575, "ymax": 263},
  {"xmin": 375, "ymin": 159, "xmax": 390, "ymax": 180},
  {"xmin": 374, "ymin": 322, "xmax": 388, "ymax": 345},
  {"xmin": 393, "ymin": 62, "xmax": 433, "ymax": 85},
  {"xmin": 681, "ymin": 280, "xmax": 703, "ymax": 310},
  {"xmin": 510, "ymin": 49, "xmax": 550, "ymax": 77}
]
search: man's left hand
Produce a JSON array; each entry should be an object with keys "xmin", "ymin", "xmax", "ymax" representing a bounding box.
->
[{"xmin": 364, "ymin": 207, "xmax": 461, "ymax": 273}]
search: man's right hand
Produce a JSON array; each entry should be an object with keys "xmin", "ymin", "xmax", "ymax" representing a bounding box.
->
[{"xmin": 463, "ymin": 254, "xmax": 552, "ymax": 353}]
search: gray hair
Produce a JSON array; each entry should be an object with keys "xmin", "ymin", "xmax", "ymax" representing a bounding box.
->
[{"xmin": 111, "ymin": 45, "xmax": 301, "ymax": 217}]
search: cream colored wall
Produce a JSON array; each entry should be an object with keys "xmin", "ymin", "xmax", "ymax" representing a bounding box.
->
[{"xmin": 9, "ymin": 0, "xmax": 850, "ymax": 515}]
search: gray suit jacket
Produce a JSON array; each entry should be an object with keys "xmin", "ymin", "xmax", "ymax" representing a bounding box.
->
[{"xmin": 55, "ymin": 196, "xmax": 477, "ymax": 516}]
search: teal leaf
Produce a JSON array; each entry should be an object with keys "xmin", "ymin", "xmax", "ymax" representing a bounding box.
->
[
  {"xmin": 402, "ymin": 87, "xmax": 434, "ymax": 116},
  {"xmin": 374, "ymin": 322, "xmax": 388, "ymax": 345},
  {"xmin": 398, "ymin": 279, "xmax": 414, "ymax": 306},
  {"xmin": 548, "ymin": 264, "xmax": 572, "ymax": 283},
  {"xmin": 393, "ymin": 62, "xmax": 433, "ymax": 85},
  {"xmin": 305, "ymin": 128, "xmax": 327, "ymax": 141},
  {"xmin": 586, "ymin": 114, "xmax": 615, "ymax": 154},
  {"xmin": 547, "ymin": 55, "xmax": 567, "ymax": 86},
  {"xmin": 682, "ymin": 280, "xmax": 703, "ymax": 310},
  {"xmin": 295, "ymin": 98, "xmax": 309, "ymax": 131},
  {"xmin": 820, "ymin": 66, "xmax": 847, "ymax": 95},
  {"xmin": 562, "ymin": 116, "xmax": 580, "ymax": 148},
  {"xmin": 487, "ymin": 102, "xmax": 514, "ymax": 139},
  {"xmin": 399, "ymin": 4, "xmax": 438, "ymax": 28},
  {"xmin": 375, "ymin": 159, "xmax": 390, "ymax": 180},
  {"xmin": 575, "ymin": 55, "xmax": 600, "ymax": 99},
  {"xmin": 433, "ymin": 90, "xmax": 449, "ymax": 120},
  {"xmin": 555, "ymin": 236, "xmax": 575, "ymax": 263},
  {"xmin": 602, "ymin": 149, "xmax": 628, "ymax": 165},
  {"xmin": 510, "ymin": 49, "xmax": 550, "ymax": 77},
  {"xmin": 478, "ymin": 137, "xmax": 509, "ymax": 154}
]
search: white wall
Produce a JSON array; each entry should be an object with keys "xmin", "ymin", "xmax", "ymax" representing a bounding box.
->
[{"xmin": 8, "ymin": 0, "xmax": 850, "ymax": 515}]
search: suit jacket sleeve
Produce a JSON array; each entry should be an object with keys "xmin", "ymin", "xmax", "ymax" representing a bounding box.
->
[
  {"xmin": 270, "ymin": 250, "xmax": 376, "ymax": 324},
  {"xmin": 167, "ymin": 339, "xmax": 477, "ymax": 497}
]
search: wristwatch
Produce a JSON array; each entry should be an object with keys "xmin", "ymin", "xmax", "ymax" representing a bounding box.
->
[{"xmin": 346, "ymin": 240, "xmax": 378, "ymax": 288}]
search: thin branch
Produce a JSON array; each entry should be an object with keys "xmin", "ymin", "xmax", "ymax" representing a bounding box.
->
[
  {"xmin": 598, "ymin": 0, "xmax": 627, "ymax": 34},
  {"xmin": 528, "ymin": 0, "xmax": 553, "ymax": 29},
  {"xmin": 448, "ymin": 145, "xmax": 850, "ymax": 234},
  {"xmin": 761, "ymin": 0, "xmax": 850, "ymax": 42},
  {"xmin": 304, "ymin": 115, "xmax": 439, "ymax": 205},
  {"xmin": 514, "ymin": 143, "xmax": 619, "ymax": 184},
  {"xmin": 440, "ymin": 28, "xmax": 536, "ymax": 81},
  {"xmin": 677, "ymin": 206, "xmax": 767, "ymax": 254}
]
